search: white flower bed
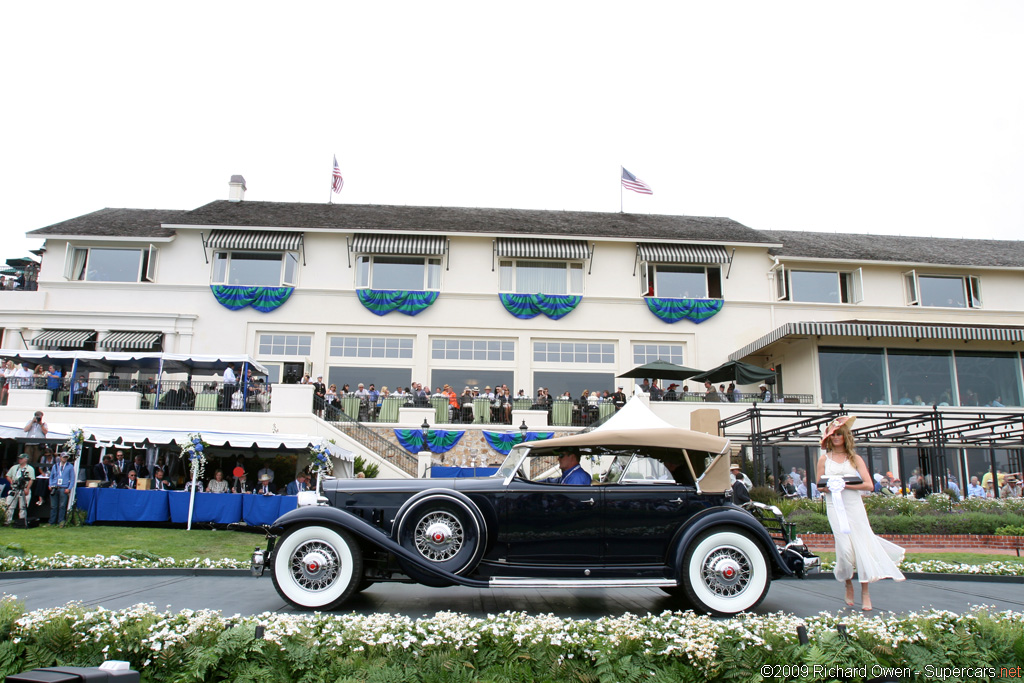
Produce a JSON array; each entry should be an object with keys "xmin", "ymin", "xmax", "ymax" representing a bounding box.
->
[
  {"xmin": 0, "ymin": 552, "xmax": 247, "ymax": 572},
  {"xmin": 817, "ymin": 558, "xmax": 1024, "ymax": 576},
  {"xmin": 8, "ymin": 595, "xmax": 1014, "ymax": 674}
]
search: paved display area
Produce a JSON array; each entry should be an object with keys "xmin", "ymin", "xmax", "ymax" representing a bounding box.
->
[{"xmin": 2, "ymin": 572, "xmax": 1022, "ymax": 619}]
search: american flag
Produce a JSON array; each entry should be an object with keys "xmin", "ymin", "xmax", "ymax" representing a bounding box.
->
[
  {"xmin": 621, "ymin": 167, "xmax": 653, "ymax": 195},
  {"xmin": 332, "ymin": 155, "xmax": 344, "ymax": 194}
]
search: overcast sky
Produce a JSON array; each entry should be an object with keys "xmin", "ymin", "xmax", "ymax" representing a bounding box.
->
[{"xmin": 2, "ymin": 1, "xmax": 1022, "ymax": 258}]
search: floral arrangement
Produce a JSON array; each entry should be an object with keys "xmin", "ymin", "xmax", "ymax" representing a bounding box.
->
[
  {"xmin": 308, "ymin": 442, "xmax": 333, "ymax": 476},
  {"xmin": 0, "ymin": 552, "xmax": 246, "ymax": 572},
  {"xmin": 2, "ymin": 597, "xmax": 1022, "ymax": 679},
  {"xmin": 179, "ymin": 433, "xmax": 208, "ymax": 482},
  {"xmin": 63, "ymin": 427, "xmax": 85, "ymax": 463}
]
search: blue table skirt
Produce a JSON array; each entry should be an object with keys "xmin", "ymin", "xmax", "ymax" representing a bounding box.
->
[
  {"xmin": 431, "ymin": 466, "xmax": 499, "ymax": 478},
  {"xmin": 75, "ymin": 487, "xmax": 297, "ymax": 526}
]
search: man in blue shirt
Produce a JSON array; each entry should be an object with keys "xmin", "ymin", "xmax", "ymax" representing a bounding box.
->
[
  {"xmin": 555, "ymin": 450, "xmax": 591, "ymax": 486},
  {"xmin": 48, "ymin": 452, "xmax": 75, "ymax": 526}
]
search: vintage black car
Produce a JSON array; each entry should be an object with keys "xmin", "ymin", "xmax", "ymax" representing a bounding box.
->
[{"xmin": 253, "ymin": 428, "xmax": 818, "ymax": 616}]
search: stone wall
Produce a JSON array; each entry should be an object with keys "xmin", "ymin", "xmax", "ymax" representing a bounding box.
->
[{"xmin": 366, "ymin": 426, "xmax": 576, "ymax": 469}]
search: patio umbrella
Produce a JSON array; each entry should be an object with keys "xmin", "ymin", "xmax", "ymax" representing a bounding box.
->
[
  {"xmin": 617, "ymin": 360, "xmax": 704, "ymax": 381},
  {"xmin": 688, "ymin": 360, "xmax": 776, "ymax": 385}
]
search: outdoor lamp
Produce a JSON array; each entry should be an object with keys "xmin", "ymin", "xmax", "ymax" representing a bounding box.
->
[
  {"xmin": 520, "ymin": 420, "xmax": 528, "ymax": 434},
  {"xmin": 422, "ymin": 418, "xmax": 430, "ymax": 431}
]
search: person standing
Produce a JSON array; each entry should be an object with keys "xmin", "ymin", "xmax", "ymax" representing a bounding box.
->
[
  {"xmin": 221, "ymin": 364, "xmax": 237, "ymax": 411},
  {"xmin": 5, "ymin": 454, "xmax": 35, "ymax": 526},
  {"xmin": 23, "ymin": 411, "xmax": 49, "ymax": 460},
  {"xmin": 48, "ymin": 452, "xmax": 75, "ymax": 526},
  {"xmin": 816, "ymin": 416, "xmax": 904, "ymax": 611}
]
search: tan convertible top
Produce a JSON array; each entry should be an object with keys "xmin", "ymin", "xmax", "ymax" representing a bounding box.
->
[{"xmin": 522, "ymin": 428, "xmax": 733, "ymax": 493}]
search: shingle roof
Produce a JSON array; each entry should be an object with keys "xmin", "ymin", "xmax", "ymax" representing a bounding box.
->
[
  {"xmin": 171, "ymin": 201, "xmax": 773, "ymax": 244},
  {"xmin": 765, "ymin": 230, "xmax": 1024, "ymax": 268},
  {"xmin": 28, "ymin": 208, "xmax": 185, "ymax": 239}
]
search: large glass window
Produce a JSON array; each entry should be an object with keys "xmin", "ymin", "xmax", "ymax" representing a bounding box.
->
[
  {"xmin": 328, "ymin": 366, "xmax": 412, "ymax": 394},
  {"xmin": 904, "ymin": 271, "xmax": 981, "ymax": 308},
  {"xmin": 887, "ymin": 349, "xmax": 955, "ymax": 407},
  {"xmin": 356, "ymin": 255, "xmax": 441, "ymax": 290},
  {"xmin": 213, "ymin": 251, "xmax": 298, "ymax": 286},
  {"xmin": 955, "ymin": 352, "xmax": 1022, "ymax": 407},
  {"xmin": 258, "ymin": 334, "xmax": 312, "ymax": 356},
  {"xmin": 430, "ymin": 370, "xmax": 515, "ymax": 394},
  {"xmin": 534, "ymin": 341, "xmax": 614, "ymax": 364},
  {"xmin": 650, "ymin": 265, "xmax": 721, "ymax": 298},
  {"xmin": 533, "ymin": 371, "xmax": 616, "ymax": 398},
  {"xmin": 499, "ymin": 260, "xmax": 583, "ymax": 295},
  {"xmin": 633, "ymin": 343, "xmax": 685, "ymax": 365},
  {"xmin": 330, "ymin": 336, "xmax": 413, "ymax": 359},
  {"xmin": 818, "ymin": 347, "xmax": 888, "ymax": 404},
  {"xmin": 431, "ymin": 339, "xmax": 514, "ymax": 362},
  {"xmin": 66, "ymin": 247, "xmax": 155, "ymax": 282}
]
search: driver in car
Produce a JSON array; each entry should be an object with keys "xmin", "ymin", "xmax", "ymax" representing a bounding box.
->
[{"xmin": 553, "ymin": 449, "xmax": 591, "ymax": 485}]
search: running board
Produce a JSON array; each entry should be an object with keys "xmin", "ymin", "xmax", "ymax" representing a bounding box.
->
[{"xmin": 489, "ymin": 578, "xmax": 676, "ymax": 589}]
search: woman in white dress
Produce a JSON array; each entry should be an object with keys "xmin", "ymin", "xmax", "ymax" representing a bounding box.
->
[{"xmin": 816, "ymin": 415, "xmax": 904, "ymax": 611}]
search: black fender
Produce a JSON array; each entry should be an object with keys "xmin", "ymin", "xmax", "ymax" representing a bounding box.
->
[
  {"xmin": 392, "ymin": 488, "xmax": 488, "ymax": 582},
  {"xmin": 270, "ymin": 506, "xmax": 489, "ymax": 588},
  {"xmin": 669, "ymin": 506, "xmax": 793, "ymax": 578}
]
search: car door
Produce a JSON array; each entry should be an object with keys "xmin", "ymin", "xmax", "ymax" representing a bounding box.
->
[
  {"xmin": 602, "ymin": 453, "xmax": 704, "ymax": 564},
  {"xmin": 501, "ymin": 479, "xmax": 602, "ymax": 565}
]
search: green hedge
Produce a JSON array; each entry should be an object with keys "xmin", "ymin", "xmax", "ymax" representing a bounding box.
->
[
  {"xmin": 789, "ymin": 509, "xmax": 1024, "ymax": 536},
  {"xmin": 2, "ymin": 598, "xmax": 1023, "ymax": 682}
]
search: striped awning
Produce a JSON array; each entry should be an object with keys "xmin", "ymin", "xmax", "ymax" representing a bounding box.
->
[
  {"xmin": 729, "ymin": 321, "xmax": 1024, "ymax": 361},
  {"xmin": 495, "ymin": 238, "xmax": 589, "ymax": 260},
  {"xmin": 98, "ymin": 331, "xmax": 162, "ymax": 350},
  {"xmin": 29, "ymin": 330, "xmax": 95, "ymax": 349},
  {"xmin": 206, "ymin": 230, "xmax": 302, "ymax": 251},
  {"xmin": 637, "ymin": 242, "xmax": 730, "ymax": 264},
  {"xmin": 351, "ymin": 234, "xmax": 446, "ymax": 256}
]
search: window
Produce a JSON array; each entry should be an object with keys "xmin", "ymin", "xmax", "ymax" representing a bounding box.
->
[
  {"xmin": 642, "ymin": 264, "xmax": 721, "ymax": 299},
  {"xmin": 779, "ymin": 267, "xmax": 863, "ymax": 304},
  {"xmin": 533, "ymin": 371, "xmax": 616, "ymax": 397},
  {"xmin": 64, "ymin": 246, "xmax": 158, "ymax": 282},
  {"xmin": 818, "ymin": 347, "xmax": 888, "ymax": 405},
  {"xmin": 213, "ymin": 251, "xmax": 298, "ymax": 287},
  {"xmin": 330, "ymin": 336, "xmax": 414, "ymax": 359},
  {"xmin": 534, "ymin": 341, "xmax": 614, "ymax": 364},
  {"xmin": 328, "ymin": 367, "xmax": 412, "ymax": 394},
  {"xmin": 633, "ymin": 344, "xmax": 685, "ymax": 365},
  {"xmin": 258, "ymin": 334, "xmax": 312, "ymax": 356},
  {"xmin": 903, "ymin": 271, "xmax": 981, "ymax": 308},
  {"xmin": 887, "ymin": 349, "xmax": 955, "ymax": 407},
  {"xmin": 954, "ymin": 352, "xmax": 1021, "ymax": 407},
  {"xmin": 356, "ymin": 255, "xmax": 440, "ymax": 290},
  {"xmin": 432, "ymin": 339, "xmax": 514, "ymax": 362},
  {"xmin": 499, "ymin": 260, "xmax": 583, "ymax": 295}
]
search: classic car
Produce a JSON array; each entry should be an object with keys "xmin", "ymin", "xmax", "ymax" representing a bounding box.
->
[{"xmin": 253, "ymin": 427, "xmax": 818, "ymax": 616}]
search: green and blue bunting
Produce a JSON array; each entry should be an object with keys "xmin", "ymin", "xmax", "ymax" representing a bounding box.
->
[
  {"xmin": 358, "ymin": 289, "xmax": 439, "ymax": 316},
  {"xmin": 499, "ymin": 293, "xmax": 581, "ymax": 320},
  {"xmin": 394, "ymin": 429, "xmax": 465, "ymax": 454},
  {"xmin": 210, "ymin": 285, "xmax": 294, "ymax": 313},
  {"xmin": 645, "ymin": 297, "xmax": 723, "ymax": 324},
  {"xmin": 482, "ymin": 430, "xmax": 555, "ymax": 455}
]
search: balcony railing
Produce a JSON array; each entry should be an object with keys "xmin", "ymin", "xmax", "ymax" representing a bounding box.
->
[{"xmin": 42, "ymin": 378, "xmax": 272, "ymax": 413}]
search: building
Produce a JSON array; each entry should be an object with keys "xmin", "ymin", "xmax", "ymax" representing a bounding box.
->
[{"xmin": 3, "ymin": 176, "xmax": 1024, "ymax": 485}]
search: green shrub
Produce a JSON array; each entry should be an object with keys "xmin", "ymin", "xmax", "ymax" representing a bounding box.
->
[
  {"xmin": 0, "ymin": 544, "xmax": 25, "ymax": 559},
  {"xmin": 353, "ymin": 455, "xmax": 379, "ymax": 478},
  {"xmin": 786, "ymin": 507, "xmax": 1024, "ymax": 536},
  {"xmin": 994, "ymin": 524, "xmax": 1024, "ymax": 536},
  {"xmin": 118, "ymin": 549, "xmax": 161, "ymax": 562}
]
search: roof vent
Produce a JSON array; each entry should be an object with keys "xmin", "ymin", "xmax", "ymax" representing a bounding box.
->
[{"xmin": 228, "ymin": 175, "xmax": 247, "ymax": 202}]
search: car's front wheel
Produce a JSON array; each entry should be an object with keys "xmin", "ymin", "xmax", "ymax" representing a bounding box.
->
[
  {"xmin": 272, "ymin": 524, "xmax": 363, "ymax": 610},
  {"xmin": 681, "ymin": 527, "xmax": 770, "ymax": 616}
]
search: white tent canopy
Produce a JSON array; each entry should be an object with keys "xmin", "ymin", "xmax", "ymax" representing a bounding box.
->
[
  {"xmin": 593, "ymin": 386, "xmax": 675, "ymax": 432},
  {"xmin": 0, "ymin": 423, "xmax": 70, "ymax": 442},
  {"xmin": 0, "ymin": 349, "xmax": 269, "ymax": 375}
]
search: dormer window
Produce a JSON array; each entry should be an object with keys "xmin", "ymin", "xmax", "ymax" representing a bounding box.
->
[
  {"xmin": 350, "ymin": 234, "xmax": 447, "ymax": 291},
  {"xmin": 205, "ymin": 230, "xmax": 303, "ymax": 287},
  {"xmin": 495, "ymin": 238, "xmax": 589, "ymax": 295},
  {"xmin": 636, "ymin": 242, "xmax": 729, "ymax": 299}
]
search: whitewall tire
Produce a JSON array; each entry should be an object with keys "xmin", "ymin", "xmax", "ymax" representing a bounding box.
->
[
  {"xmin": 682, "ymin": 528, "xmax": 770, "ymax": 616},
  {"xmin": 272, "ymin": 524, "xmax": 363, "ymax": 610}
]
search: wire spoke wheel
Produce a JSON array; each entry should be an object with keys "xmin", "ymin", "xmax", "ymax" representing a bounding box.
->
[
  {"xmin": 699, "ymin": 547, "xmax": 752, "ymax": 597},
  {"xmin": 413, "ymin": 510, "xmax": 465, "ymax": 562},
  {"xmin": 272, "ymin": 525, "xmax": 362, "ymax": 610},
  {"xmin": 289, "ymin": 540, "xmax": 341, "ymax": 591},
  {"xmin": 682, "ymin": 528, "xmax": 770, "ymax": 616}
]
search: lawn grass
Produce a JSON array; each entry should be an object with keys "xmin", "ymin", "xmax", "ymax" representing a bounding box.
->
[{"xmin": 0, "ymin": 525, "xmax": 262, "ymax": 562}]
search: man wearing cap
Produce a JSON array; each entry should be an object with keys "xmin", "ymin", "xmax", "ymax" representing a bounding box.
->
[
  {"xmin": 22, "ymin": 411, "xmax": 49, "ymax": 460},
  {"xmin": 612, "ymin": 386, "xmax": 627, "ymax": 410},
  {"xmin": 312, "ymin": 375, "xmax": 326, "ymax": 416},
  {"xmin": 729, "ymin": 463, "xmax": 752, "ymax": 503},
  {"xmin": 48, "ymin": 452, "xmax": 75, "ymax": 526},
  {"xmin": 5, "ymin": 454, "xmax": 35, "ymax": 526},
  {"xmin": 552, "ymin": 449, "xmax": 592, "ymax": 486}
]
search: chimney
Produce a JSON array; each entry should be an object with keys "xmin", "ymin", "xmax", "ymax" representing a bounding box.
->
[{"xmin": 228, "ymin": 175, "xmax": 247, "ymax": 202}]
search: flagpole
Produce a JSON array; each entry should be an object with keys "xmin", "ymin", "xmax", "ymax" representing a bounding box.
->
[
  {"xmin": 619, "ymin": 165, "xmax": 623, "ymax": 214},
  {"xmin": 329, "ymin": 156, "xmax": 333, "ymax": 204}
]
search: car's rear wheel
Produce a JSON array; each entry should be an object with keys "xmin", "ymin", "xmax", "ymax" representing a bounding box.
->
[
  {"xmin": 272, "ymin": 524, "xmax": 363, "ymax": 610},
  {"xmin": 395, "ymin": 497, "xmax": 483, "ymax": 586},
  {"xmin": 681, "ymin": 527, "xmax": 770, "ymax": 616}
]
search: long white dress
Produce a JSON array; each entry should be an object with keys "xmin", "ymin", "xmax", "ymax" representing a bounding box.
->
[{"xmin": 824, "ymin": 455, "xmax": 906, "ymax": 583}]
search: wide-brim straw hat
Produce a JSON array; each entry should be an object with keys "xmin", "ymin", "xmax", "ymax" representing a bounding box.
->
[{"xmin": 820, "ymin": 415, "xmax": 857, "ymax": 447}]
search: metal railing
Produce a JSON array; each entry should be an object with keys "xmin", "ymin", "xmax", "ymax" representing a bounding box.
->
[
  {"xmin": 45, "ymin": 378, "xmax": 272, "ymax": 413},
  {"xmin": 327, "ymin": 410, "xmax": 418, "ymax": 476},
  {"xmin": 650, "ymin": 391, "xmax": 813, "ymax": 404}
]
